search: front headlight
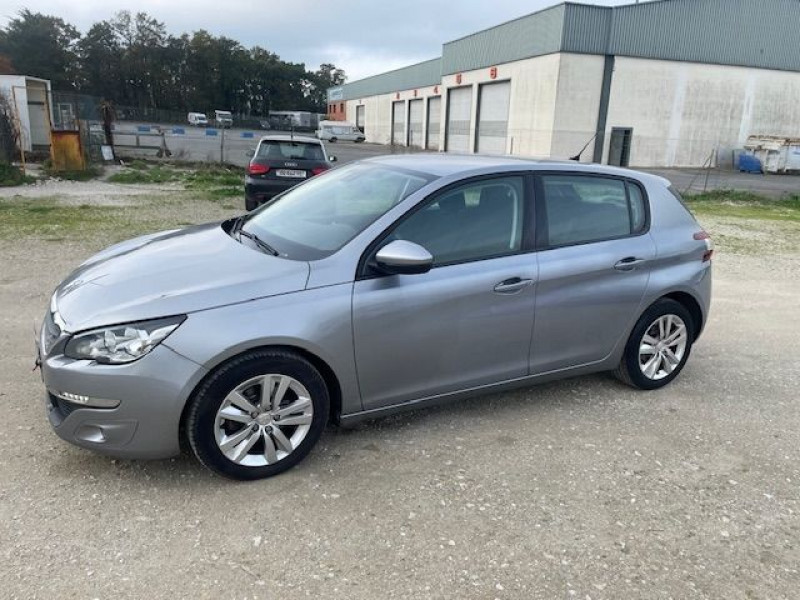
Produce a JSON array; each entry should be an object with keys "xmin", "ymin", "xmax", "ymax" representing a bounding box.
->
[{"xmin": 64, "ymin": 316, "xmax": 186, "ymax": 364}]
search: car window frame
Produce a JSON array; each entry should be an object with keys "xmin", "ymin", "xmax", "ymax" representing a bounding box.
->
[
  {"xmin": 533, "ymin": 171, "xmax": 651, "ymax": 251},
  {"xmin": 357, "ymin": 171, "xmax": 536, "ymax": 280}
]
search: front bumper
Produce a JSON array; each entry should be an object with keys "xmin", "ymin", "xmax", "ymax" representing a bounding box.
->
[{"xmin": 41, "ymin": 344, "xmax": 207, "ymax": 459}]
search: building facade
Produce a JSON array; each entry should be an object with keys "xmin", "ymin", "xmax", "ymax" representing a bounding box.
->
[{"xmin": 327, "ymin": 0, "xmax": 800, "ymax": 168}]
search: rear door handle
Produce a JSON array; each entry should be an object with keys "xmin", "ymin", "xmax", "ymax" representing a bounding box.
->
[
  {"xmin": 494, "ymin": 277, "xmax": 534, "ymax": 294},
  {"xmin": 614, "ymin": 257, "xmax": 647, "ymax": 271}
]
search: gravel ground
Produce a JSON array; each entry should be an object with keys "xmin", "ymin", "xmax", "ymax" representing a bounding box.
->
[{"xmin": 1, "ymin": 185, "xmax": 799, "ymax": 599}]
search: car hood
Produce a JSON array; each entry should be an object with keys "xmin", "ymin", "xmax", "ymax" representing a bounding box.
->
[{"xmin": 54, "ymin": 222, "xmax": 310, "ymax": 331}]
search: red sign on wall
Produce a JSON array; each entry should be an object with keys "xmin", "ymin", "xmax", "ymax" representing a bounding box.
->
[
  {"xmin": 395, "ymin": 92, "xmax": 400, "ymax": 100},
  {"xmin": 455, "ymin": 73, "xmax": 462, "ymax": 84},
  {"xmin": 413, "ymin": 89, "xmax": 418, "ymax": 97},
  {"xmin": 433, "ymin": 85, "xmax": 439, "ymax": 94},
  {"xmin": 490, "ymin": 66, "xmax": 498, "ymax": 79}
]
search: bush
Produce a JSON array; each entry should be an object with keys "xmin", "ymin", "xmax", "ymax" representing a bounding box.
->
[{"xmin": 0, "ymin": 162, "xmax": 34, "ymax": 187}]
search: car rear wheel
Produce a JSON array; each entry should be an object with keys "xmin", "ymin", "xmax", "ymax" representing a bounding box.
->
[
  {"xmin": 245, "ymin": 196, "xmax": 258, "ymax": 211},
  {"xmin": 614, "ymin": 299, "xmax": 694, "ymax": 390},
  {"xmin": 186, "ymin": 349, "xmax": 329, "ymax": 480}
]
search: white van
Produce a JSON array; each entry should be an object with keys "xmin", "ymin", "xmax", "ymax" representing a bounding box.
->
[
  {"xmin": 316, "ymin": 120, "xmax": 365, "ymax": 143},
  {"xmin": 214, "ymin": 110, "xmax": 234, "ymax": 128},
  {"xmin": 187, "ymin": 112, "xmax": 208, "ymax": 126}
]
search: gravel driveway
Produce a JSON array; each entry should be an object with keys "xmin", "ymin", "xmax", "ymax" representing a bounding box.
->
[{"xmin": 1, "ymin": 188, "xmax": 798, "ymax": 599}]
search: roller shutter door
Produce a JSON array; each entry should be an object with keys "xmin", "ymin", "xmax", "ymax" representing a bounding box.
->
[
  {"xmin": 446, "ymin": 86, "xmax": 472, "ymax": 153},
  {"xmin": 408, "ymin": 99, "xmax": 424, "ymax": 148},
  {"xmin": 426, "ymin": 96, "xmax": 441, "ymax": 150},
  {"xmin": 356, "ymin": 105, "xmax": 365, "ymax": 132},
  {"xmin": 476, "ymin": 81, "xmax": 510, "ymax": 155},
  {"xmin": 391, "ymin": 101, "xmax": 405, "ymax": 145}
]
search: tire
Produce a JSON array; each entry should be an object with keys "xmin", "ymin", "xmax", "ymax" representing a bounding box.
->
[
  {"xmin": 187, "ymin": 349, "xmax": 329, "ymax": 480},
  {"xmin": 614, "ymin": 299, "xmax": 695, "ymax": 390},
  {"xmin": 329, "ymin": 137, "xmax": 337, "ymax": 143},
  {"xmin": 245, "ymin": 196, "xmax": 258, "ymax": 211}
]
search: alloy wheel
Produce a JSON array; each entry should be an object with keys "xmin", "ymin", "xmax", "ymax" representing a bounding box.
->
[
  {"xmin": 638, "ymin": 314, "xmax": 689, "ymax": 381},
  {"xmin": 214, "ymin": 374, "xmax": 314, "ymax": 467}
]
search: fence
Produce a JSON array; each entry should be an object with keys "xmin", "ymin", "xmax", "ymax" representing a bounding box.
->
[{"xmin": 51, "ymin": 91, "xmax": 297, "ymax": 131}]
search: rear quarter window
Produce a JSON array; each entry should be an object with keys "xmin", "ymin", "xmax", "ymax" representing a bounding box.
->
[{"xmin": 541, "ymin": 175, "xmax": 648, "ymax": 247}]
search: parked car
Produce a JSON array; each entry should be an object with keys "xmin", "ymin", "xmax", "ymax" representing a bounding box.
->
[
  {"xmin": 187, "ymin": 112, "xmax": 208, "ymax": 127},
  {"xmin": 214, "ymin": 110, "xmax": 233, "ymax": 128},
  {"xmin": 244, "ymin": 135, "xmax": 335, "ymax": 211},
  {"xmin": 316, "ymin": 120, "xmax": 365, "ymax": 143},
  {"xmin": 37, "ymin": 156, "xmax": 713, "ymax": 481}
]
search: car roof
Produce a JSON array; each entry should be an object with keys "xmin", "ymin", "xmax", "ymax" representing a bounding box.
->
[
  {"xmin": 259, "ymin": 134, "xmax": 321, "ymax": 145},
  {"xmin": 364, "ymin": 153, "xmax": 669, "ymax": 186}
]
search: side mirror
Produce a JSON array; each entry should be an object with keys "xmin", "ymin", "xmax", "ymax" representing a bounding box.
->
[
  {"xmin": 374, "ymin": 240, "xmax": 433, "ymax": 275},
  {"xmin": 329, "ymin": 155, "xmax": 337, "ymax": 162}
]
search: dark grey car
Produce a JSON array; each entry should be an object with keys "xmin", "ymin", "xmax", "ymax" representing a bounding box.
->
[
  {"xmin": 38, "ymin": 155, "xmax": 713, "ymax": 480},
  {"xmin": 244, "ymin": 135, "xmax": 334, "ymax": 211}
]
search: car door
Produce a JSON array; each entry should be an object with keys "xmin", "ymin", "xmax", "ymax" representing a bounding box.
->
[
  {"xmin": 530, "ymin": 173, "xmax": 656, "ymax": 374},
  {"xmin": 352, "ymin": 175, "xmax": 537, "ymax": 411}
]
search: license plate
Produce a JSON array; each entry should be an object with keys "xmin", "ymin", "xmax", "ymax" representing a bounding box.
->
[{"xmin": 275, "ymin": 169, "xmax": 306, "ymax": 179}]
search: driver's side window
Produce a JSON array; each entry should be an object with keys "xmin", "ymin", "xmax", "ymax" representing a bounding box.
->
[{"xmin": 388, "ymin": 176, "xmax": 525, "ymax": 266}]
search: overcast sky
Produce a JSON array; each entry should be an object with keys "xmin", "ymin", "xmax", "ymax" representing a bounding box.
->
[{"xmin": 1, "ymin": 0, "xmax": 630, "ymax": 81}]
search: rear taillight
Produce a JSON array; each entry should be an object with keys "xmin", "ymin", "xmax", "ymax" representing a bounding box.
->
[
  {"xmin": 694, "ymin": 230, "xmax": 714, "ymax": 262},
  {"xmin": 247, "ymin": 163, "xmax": 269, "ymax": 176},
  {"xmin": 311, "ymin": 167, "xmax": 329, "ymax": 176}
]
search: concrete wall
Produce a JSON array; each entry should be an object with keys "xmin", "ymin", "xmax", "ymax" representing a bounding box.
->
[
  {"xmin": 551, "ymin": 53, "xmax": 605, "ymax": 162},
  {"xmin": 439, "ymin": 53, "xmax": 563, "ymax": 157},
  {"xmin": 603, "ymin": 57, "xmax": 800, "ymax": 167},
  {"xmin": 337, "ymin": 53, "xmax": 800, "ymax": 168},
  {"xmin": 346, "ymin": 85, "xmax": 441, "ymax": 147}
]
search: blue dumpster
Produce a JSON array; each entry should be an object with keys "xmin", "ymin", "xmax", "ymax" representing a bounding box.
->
[{"xmin": 738, "ymin": 153, "xmax": 763, "ymax": 174}]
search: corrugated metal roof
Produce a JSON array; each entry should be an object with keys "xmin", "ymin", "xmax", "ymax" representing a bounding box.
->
[
  {"xmin": 561, "ymin": 4, "xmax": 612, "ymax": 55},
  {"xmin": 334, "ymin": 58, "xmax": 442, "ymax": 101},
  {"xmin": 330, "ymin": 0, "xmax": 800, "ymax": 101},
  {"xmin": 441, "ymin": 4, "xmax": 565, "ymax": 75},
  {"xmin": 607, "ymin": 0, "xmax": 800, "ymax": 73}
]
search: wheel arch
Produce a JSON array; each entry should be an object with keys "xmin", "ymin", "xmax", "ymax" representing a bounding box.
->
[
  {"xmin": 178, "ymin": 344, "xmax": 343, "ymax": 448},
  {"xmin": 659, "ymin": 291, "xmax": 704, "ymax": 341}
]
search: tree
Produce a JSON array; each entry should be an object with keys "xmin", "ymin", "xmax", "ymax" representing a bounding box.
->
[
  {"xmin": 0, "ymin": 9, "xmax": 347, "ymax": 117},
  {"xmin": 76, "ymin": 21, "xmax": 123, "ymax": 98},
  {"xmin": 306, "ymin": 63, "xmax": 346, "ymax": 112},
  {"xmin": 0, "ymin": 10, "xmax": 79, "ymax": 89}
]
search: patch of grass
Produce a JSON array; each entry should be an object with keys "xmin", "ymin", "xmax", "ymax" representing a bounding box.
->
[
  {"xmin": 0, "ymin": 192, "xmax": 240, "ymax": 243},
  {"xmin": 0, "ymin": 162, "xmax": 35, "ymax": 186},
  {"xmin": 107, "ymin": 166, "xmax": 179, "ymax": 184},
  {"xmin": 41, "ymin": 160, "xmax": 102, "ymax": 181},
  {"xmin": 108, "ymin": 162, "xmax": 243, "ymax": 199},
  {"xmin": 684, "ymin": 190, "xmax": 800, "ymax": 222}
]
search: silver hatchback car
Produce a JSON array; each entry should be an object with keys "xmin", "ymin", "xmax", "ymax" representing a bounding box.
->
[{"xmin": 38, "ymin": 155, "xmax": 713, "ymax": 480}]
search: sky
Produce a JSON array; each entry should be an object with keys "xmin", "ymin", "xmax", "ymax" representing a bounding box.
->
[{"xmin": 0, "ymin": 0, "xmax": 631, "ymax": 81}]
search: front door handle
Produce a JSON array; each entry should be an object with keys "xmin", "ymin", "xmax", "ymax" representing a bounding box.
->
[
  {"xmin": 494, "ymin": 277, "xmax": 533, "ymax": 294},
  {"xmin": 614, "ymin": 257, "xmax": 647, "ymax": 271}
]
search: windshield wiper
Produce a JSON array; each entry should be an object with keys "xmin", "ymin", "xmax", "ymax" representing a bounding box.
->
[{"xmin": 237, "ymin": 228, "xmax": 279, "ymax": 256}]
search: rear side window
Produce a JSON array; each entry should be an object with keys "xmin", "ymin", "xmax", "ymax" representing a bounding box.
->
[
  {"xmin": 541, "ymin": 175, "xmax": 647, "ymax": 247},
  {"xmin": 257, "ymin": 141, "xmax": 325, "ymax": 161}
]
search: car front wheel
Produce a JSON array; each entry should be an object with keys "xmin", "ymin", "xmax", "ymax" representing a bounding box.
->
[
  {"xmin": 186, "ymin": 349, "xmax": 329, "ymax": 480},
  {"xmin": 614, "ymin": 299, "xmax": 694, "ymax": 390}
]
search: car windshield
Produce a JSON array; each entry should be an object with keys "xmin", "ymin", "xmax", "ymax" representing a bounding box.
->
[
  {"xmin": 242, "ymin": 163, "xmax": 432, "ymax": 260},
  {"xmin": 257, "ymin": 141, "xmax": 325, "ymax": 161}
]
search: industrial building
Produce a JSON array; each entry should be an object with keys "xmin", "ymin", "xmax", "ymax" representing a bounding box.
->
[{"xmin": 326, "ymin": 0, "xmax": 800, "ymax": 168}]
